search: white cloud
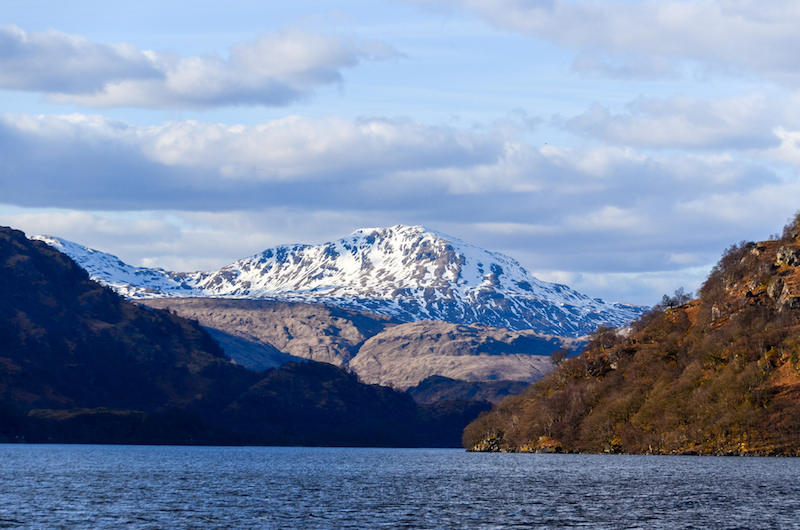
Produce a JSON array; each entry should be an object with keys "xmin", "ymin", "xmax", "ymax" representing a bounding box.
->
[
  {"xmin": 0, "ymin": 25, "xmax": 397, "ymax": 108},
  {"xmin": 139, "ymin": 116, "xmax": 498, "ymax": 180},
  {"xmin": 532, "ymin": 267, "xmax": 712, "ymax": 307},
  {"xmin": 564, "ymin": 206, "xmax": 652, "ymax": 234},
  {"xmin": 0, "ymin": 111, "xmax": 784, "ymax": 216},
  {"xmin": 410, "ymin": 0, "xmax": 800, "ymax": 84},
  {"xmin": 0, "ymin": 113, "xmax": 504, "ymax": 192},
  {"xmin": 763, "ymin": 127, "xmax": 800, "ymax": 168},
  {"xmin": 0, "ymin": 25, "xmax": 160, "ymax": 93},
  {"xmin": 676, "ymin": 180, "xmax": 800, "ymax": 229},
  {"xmin": 565, "ymin": 94, "xmax": 784, "ymax": 150}
]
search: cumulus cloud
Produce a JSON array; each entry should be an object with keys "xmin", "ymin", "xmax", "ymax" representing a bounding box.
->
[
  {"xmin": 139, "ymin": 116, "xmax": 498, "ymax": 179},
  {"xmin": 0, "ymin": 25, "xmax": 397, "ymax": 108},
  {"xmin": 0, "ymin": 112, "xmax": 782, "ymax": 209},
  {"xmin": 762, "ymin": 128, "xmax": 800, "ymax": 168},
  {"xmin": 564, "ymin": 94, "xmax": 784, "ymax": 150},
  {"xmin": 0, "ymin": 25, "xmax": 160, "ymax": 93},
  {"xmin": 0, "ymin": 113, "xmax": 509, "ymax": 211},
  {"xmin": 409, "ymin": 0, "xmax": 800, "ymax": 84}
]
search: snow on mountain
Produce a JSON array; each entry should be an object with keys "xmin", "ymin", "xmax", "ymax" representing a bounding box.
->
[
  {"xmin": 32, "ymin": 235, "xmax": 200, "ymax": 297},
  {"xmin": 33, "ymin": 225, "xmax": 645, "ymax": 336}
]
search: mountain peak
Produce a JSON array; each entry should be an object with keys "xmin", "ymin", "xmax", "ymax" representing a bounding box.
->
[{"xmin": 33, "ymin": 226, "xmax": 645, "ymax": 336}]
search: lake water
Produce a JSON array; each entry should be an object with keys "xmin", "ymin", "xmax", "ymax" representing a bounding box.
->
[{"xmin": 1, "ymin": 445, "xmax": 799, "ymax": 528}]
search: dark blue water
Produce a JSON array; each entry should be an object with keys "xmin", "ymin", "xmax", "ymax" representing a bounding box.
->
[{"xmin": 1, "ymin": 445, "xmax": 799, "ymax": 528}]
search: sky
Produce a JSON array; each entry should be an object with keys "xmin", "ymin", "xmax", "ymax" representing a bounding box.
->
[{"xmin": 3, "ymin": 0, "xmax": 800, "ymax": 306}]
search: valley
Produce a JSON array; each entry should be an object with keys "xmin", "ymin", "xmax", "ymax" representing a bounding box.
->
[{"xmin": 0, "ymin": 223, "xmax": 658, "ymax": 447}]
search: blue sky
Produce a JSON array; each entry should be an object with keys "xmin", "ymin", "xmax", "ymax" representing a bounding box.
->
[{"xmin": 3, "ymin": 0, "xmax": 800, "ymax": 306}]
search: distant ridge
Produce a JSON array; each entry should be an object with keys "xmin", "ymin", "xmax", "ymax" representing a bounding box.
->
[{"xmin": 34, "ymin": 225, "xmax": 644, "ymax": 336}]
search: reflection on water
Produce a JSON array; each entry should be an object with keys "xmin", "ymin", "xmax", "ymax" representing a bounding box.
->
[{"xmin": 1, "ymin": 445, "xmax": 799, "ymax": 528}]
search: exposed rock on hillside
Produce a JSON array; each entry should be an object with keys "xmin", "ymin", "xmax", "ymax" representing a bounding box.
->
[
  {"xmin": 138, "ymin": 298, "xmax": 580, "ymax": 389},
  {"xmin": 141, "ymin": 298, "xmax": 396, "ymax": 367},
  {"xmin": 202, "ymin": 328, "xmax": 305, "ymax": 371},
  {"xmin": 407, "ymin": 376, "xmax": 530, "ymax": 405},
  {"xmin": 464, "ymin": 214, "xmax": 800, "ymax": 456}
]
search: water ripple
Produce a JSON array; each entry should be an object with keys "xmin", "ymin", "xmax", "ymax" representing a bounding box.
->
[{"xmin": 1, "ymin": 445, "xmax": 800, "ymax": 528}]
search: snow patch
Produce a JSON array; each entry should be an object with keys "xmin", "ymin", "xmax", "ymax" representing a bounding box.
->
[{"xmin": 32, "ymin": 225, "xmax": 646, "ymax": 336}]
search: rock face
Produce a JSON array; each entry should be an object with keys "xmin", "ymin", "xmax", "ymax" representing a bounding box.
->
[
  {"xmin": 201, "ymin": 328, "xmax": 305, "ymax": 372},
  {"xmin": 139, "ymin": 298, "xmax": 582, "ymax": 389},
  {"xmin": 35, "ymin": 225, "xmax": 645, "ymax": 336},
  {"xmin": 463, "ymin": 217, "xmax": 800, "ymax": 455},
  {"xmin": 765, "ymin": 241, "xmax": 800, "ymax": 310}
]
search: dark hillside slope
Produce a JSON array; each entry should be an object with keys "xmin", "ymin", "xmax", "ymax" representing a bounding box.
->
[
  {"xmin": 464, "ymin": 214, "xmax": 800, "ymax": 455},
  {"xmin": 221, "ymin": 362, "xmax": 491, "ymax": 447},
  {"xmin": 0, "ymin": 226, "xmax": 243, "ymax": 412}
]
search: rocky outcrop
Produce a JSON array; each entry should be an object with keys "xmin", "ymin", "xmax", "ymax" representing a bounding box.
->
[
  {"xmin": 753, "ymin": 239, "xmax": 800, "ymax": 310},
  {"xmin": 406, "ymin": 376, "xmax": 530, "ymax": 405},
  {"xmin": 201, "ymin": 328, "xmax": 306, "ymax": 371},
  {"xmin": 776, "ymin": 245, "xmax": 800, "ymax": 267}
]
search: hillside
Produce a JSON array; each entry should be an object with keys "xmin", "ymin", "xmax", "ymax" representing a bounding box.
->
[
  {"xmin": 349, "ymin": 321, "xmax": 574, "ymax": 389},
  {"xmin": 0, "ymin": 226, "xmax": 237, "ymax": 413},
  {"xmin": 407, "ymin": 376, "xmax": 530, "ymax": 405},
  {"xmin": 139, "ymin": 297, "xmax": 580, "ymax": 390},
  {"xmin": 35, "ymin": 225, "xmax": 644, "ymax": 336},
  {"xmin": 140, "ymin": 297, "xmax": 398, "ymax": 367},
  {"xmin": 464, "ymin": 214, "xmax": 800, "ymax": 456},
  {"xmin": 0, "ymin": 226, "xmax": 485, "ymax": 447}
]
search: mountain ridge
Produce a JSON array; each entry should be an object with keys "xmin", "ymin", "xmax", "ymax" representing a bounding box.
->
[{"xmin": 34, "ymin": 225, "xmax": 644, "ymax": 337}]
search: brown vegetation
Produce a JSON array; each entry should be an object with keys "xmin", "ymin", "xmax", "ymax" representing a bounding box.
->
[{"xmin": 464, "ymin": 213, "xmax": 800, "ymax": 455}]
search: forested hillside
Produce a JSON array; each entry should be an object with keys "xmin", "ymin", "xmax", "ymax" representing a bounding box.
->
[{"xmin": 464, "ymin": 215, "xmax": 800, "ymax": 456}]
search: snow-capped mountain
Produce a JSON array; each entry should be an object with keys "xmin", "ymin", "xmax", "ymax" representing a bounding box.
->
[{"xmin": 34, "ymin": 225, "xmax": 645, "ymax": 336}]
